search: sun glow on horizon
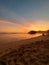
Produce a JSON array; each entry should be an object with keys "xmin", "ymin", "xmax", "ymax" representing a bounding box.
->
[{"xmin": 0, "ymin": 20, "xmax": 49, "ymax": 33}]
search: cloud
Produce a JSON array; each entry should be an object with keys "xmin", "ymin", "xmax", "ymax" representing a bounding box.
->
[
  {"xmin": 0, "ymin": 6, "xmax": 49, "ymax": 32},
  {"xmin": 0, "ymin": 19, "xmax": 29, "ymax": 33},
  {"xmin": 0, "ymin": 19, "xmax": 29, "ymax": 30},
  {"xmin": 0, "ymin": 20, "xmax": 18, "ymax": 25},
  {"xmin": 20, "ymin": 19, "xmax": 49, "ymax": 31},
  {"xmin": 30, "ymin": 20, "xmax": 49, "ymax": 31},
  {"xmin": 0, "ymin": 7, "xmax": 34, "ymax": 29},
  {"xmin": 0, "ymin": 19, "xmax": 49, "ymax": 33},
  {"xmin": 20, "ymin": 18, "xmax": 35, "ymax": 27}
]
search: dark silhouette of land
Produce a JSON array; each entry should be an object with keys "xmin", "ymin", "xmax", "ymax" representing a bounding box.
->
[{"xmin": 28, "ymin": 30, "xmax": 37, "ymax": 34}]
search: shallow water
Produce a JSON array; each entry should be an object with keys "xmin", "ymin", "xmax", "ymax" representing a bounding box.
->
[{"xmin": 0, "ymin": 33, "xmax": 41, "ymax": 44}]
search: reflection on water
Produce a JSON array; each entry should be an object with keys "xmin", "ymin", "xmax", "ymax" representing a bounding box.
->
[{"xmin": 0, "ymin": 33, "xmax": 41, "ymax": 44}]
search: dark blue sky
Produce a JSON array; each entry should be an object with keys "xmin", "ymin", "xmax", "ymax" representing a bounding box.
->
[{"xmin": 0, "ymin": 0, "xmax": 49, "ymax": 21}]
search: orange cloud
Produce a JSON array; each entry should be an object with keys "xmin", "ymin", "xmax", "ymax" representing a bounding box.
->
[
  {"xmin": 0, "ymin": 19, "xmax": 49, "ymax": 33},
  {"xmin": 0, "ymin": 20, "xmax": 28, "ymax": 33},
  {"xmin": 20, "ymin": 19, "xmax": 49, "ymax": 31},
  {"xmin": 27, "ymin": 20, "xmax": 49, "ymax": 31},
  {"xmin": 20, "ymin": 18, "xmax": 35, "ymax": 27},
  {"xmin": 0, "ymin": 20, "xmax": 19, "ymax": 25}
]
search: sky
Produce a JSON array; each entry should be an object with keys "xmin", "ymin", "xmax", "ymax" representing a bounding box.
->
[{"xmin": 0, "ymin": 0, "xmax": 49, "ymax": 33}]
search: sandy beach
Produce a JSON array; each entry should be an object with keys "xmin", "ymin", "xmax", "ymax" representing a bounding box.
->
[
  {"xmin": 0, "ymin": 35, "xmax": 49, "ymax": 65},
  {"xmin": 0, "ymin": 35, "xmax": 49, "ymax": 56}
]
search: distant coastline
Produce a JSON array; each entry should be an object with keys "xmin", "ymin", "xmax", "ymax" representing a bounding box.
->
[{"xmin": 0, "ymin": 33, "xmax": 27, "ymax": 34}]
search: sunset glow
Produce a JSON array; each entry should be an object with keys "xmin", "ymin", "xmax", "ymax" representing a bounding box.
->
[
  {"xmin": 0, "ymin": 0, "xmax": 49, "ymax": 33},
  {"xmin": 0, "ymin": 20, "xmax": 49, "ymax": 33}
]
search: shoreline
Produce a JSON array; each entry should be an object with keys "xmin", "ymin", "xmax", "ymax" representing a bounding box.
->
[
  {"xmin": 0, "ymin": 35, "xmax": 49, "ymax": 53},
  {"xmin": 0, "ymin": 35, "xmax": 49, "ymax": 65}
]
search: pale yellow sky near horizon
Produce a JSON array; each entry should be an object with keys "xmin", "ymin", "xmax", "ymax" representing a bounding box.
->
[{"xmin": 0, "ymin": 19, "xmax": 49, "ymax": 33}]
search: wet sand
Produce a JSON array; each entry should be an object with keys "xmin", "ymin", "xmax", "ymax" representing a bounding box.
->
[{"xmin": 0, "ymin": 35, "xmax": 49, "ymax": 55}]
